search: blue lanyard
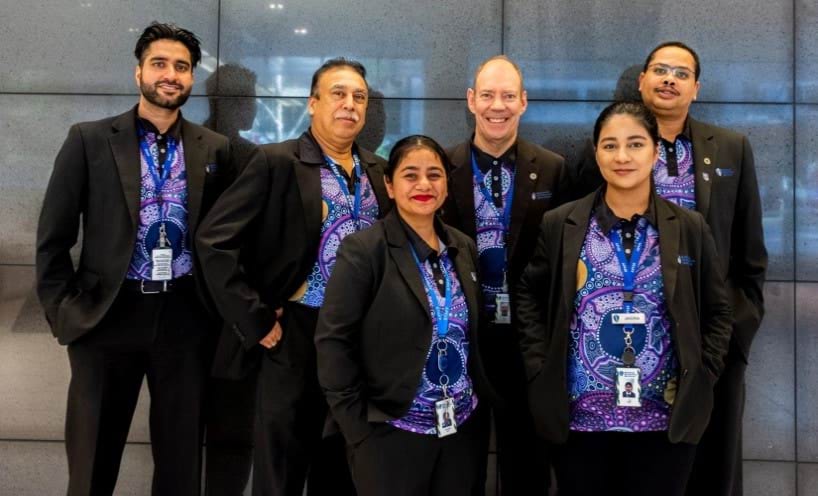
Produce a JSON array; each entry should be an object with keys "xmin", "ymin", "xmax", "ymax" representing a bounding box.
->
[
  {"xmin": 608, "ymin": 221, "xmax": 646, "ymax": 313},
  {"xmin": 409, "ymin": 245, "xmax": 452, "ymax": 339},
  {"xmin": 325, "ymin": 153, "xmax": 363, "ymax": 230},
  {"xmin": 137, "ymin": 125, "xmax": 177, "ymax": 198},
  {"xmin": 470, "ymin": 152, "xmax": 514, "ymax": 232}
]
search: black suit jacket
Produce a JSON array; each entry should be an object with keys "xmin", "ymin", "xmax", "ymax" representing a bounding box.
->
[
  {"xmin": 572, "ymin": 117, "xmax": 767, "ymax": 361},
  {"xmin": 195, "ymin": 131, "xmax": 391, "ymax": 377},
  {"xmin": 516, "ymin": 191, "xmax": 732, "ymax": 444},
  {"xmin": 36, "ymin": 107, "xmax": 233, "ymax": 345},
  {"xmin": 442, "ymin": 139, "xmax": 567, "ymax": 288},
  {"xmin": 314, "ymin": 210, "xmax": 492, "ymax": 445}
]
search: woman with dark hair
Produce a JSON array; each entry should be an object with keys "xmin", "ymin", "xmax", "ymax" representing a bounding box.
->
[
  {"xmin": 315, "ymin": 135, "xmax": 493, "ymax": 495},
  {"xmin": 516, "ymin": 102, "xmax": 732, "ymax": 496}
]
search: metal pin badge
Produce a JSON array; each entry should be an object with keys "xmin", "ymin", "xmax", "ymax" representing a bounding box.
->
[
  {"xmin": 470, "ymin": 272, "xmax": 477, "ymax": 282},
  {"xmin": 702, "ymin": 172, "xmax": 710, "ymax": 182},
  {"xmin": 529, "ymin": 172, "xmax": 537, "ymax": 180},
  {"xmin": 703, "ymin": 157, "xmax": 711, "ymax": 165}
]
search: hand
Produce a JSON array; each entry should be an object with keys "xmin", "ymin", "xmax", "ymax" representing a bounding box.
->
[{"xmin": 259, "ymin": 307, "xmax": 284, "ymax": 349}]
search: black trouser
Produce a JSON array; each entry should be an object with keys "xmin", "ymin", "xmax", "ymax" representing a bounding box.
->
[
  {"xmin": 252, "ymin": 302, "xmax": 355, "ymax": 496},
  {"xmin": 65, "ymin": 285, "xmax": 209, "ymax": 496},
  {"xmin": 553, "ymin": 431, "xmax": 697, "ymax": 496},
  {"xmin": 348, "ymin": 407, "xmax": 490, "ymax": 496},
  {"xmin": 203, "ymin": 373, "xmax": 256, "ymax": 496},
  {"xmin": 685, "ymin": 344, "xmax": 747, "ymax": 496},
  {"xmin": 483, "ymin": 322, "xmax": 551, "ymax": 495}
]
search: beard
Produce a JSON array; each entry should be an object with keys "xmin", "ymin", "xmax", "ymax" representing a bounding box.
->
[{"xmin": 139, "ymin": 77, "xmax": 191, "ymax": 110}]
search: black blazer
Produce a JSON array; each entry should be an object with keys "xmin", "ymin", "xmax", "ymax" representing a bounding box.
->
[
  {"xmin": 516, "ymin": 191, "xmax": 732, "ymax": 445},
  {"xmin": 314, "ymin": 210, "xmax": 492, "ymax": 446},
  {"xmin": 572, "ymin": 117, "xmax": 767, "ymax": 361},
  {"xmin": 442, "ymin": 139, "xmax": 567, "ymax": 287},
  {"xmin": 36, "ymin": 107, "xmax": 233, "ymax": 345},
  {"xmin": 195, "ymin": 131, "xmax": 391, "ymax": 376}
]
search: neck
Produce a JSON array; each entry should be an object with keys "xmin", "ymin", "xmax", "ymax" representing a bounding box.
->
[
  {"xmin": 605, "ymin": 182, "xmax": 651, "ymax": 220},
  {"xmin": 473, "ymin": 131, "xmax": 515, "ymax": 158},
  {"xmin": 137, "ymin": 98, "xmax": 179, "ymax": 134},
  {"xmin": 312, "ymin": 128, "xmax": 355, "ymax": 174},
  {"xmin": 655, "ymin": 112, "xmax": 688, "ymax": 142},
  {"xmin": 401, "ymin": 211, "xmax": 439, "ymax": 253}
]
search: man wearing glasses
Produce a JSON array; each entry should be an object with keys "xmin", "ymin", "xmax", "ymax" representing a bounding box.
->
[{"xmin": 574, "ymin": 41, "xmax": 767, "ymax": 496}]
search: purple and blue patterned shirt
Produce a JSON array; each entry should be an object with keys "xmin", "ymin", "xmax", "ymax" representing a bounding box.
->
[
  {"xmin": 389, "ymin": 220, "xmax": 477, "ymax": 434},
  {"xmin": 472, "ymin": 144, "xmax": 516, "ymax": 316},
  {"xmin": 567, "ymin": 196, "xmax": 678, "ymax": 433},
  {"xmin": 297, "ymin": 153, "xmax": 379, "ymax": 307},
  {"xmin": 126, "ymin": 117, "xmax": 193, "ymax": 280},
  {"xmin": 654, "ymin": 133, "xmax": 696, "ymax": 211}
]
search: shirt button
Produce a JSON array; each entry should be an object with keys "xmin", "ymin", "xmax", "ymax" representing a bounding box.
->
[
  {"xmin": 668, "ymin": 148, "xmax": 674, "ymax": 153},
  {"xmin": 432, "ymin": 263, "xmax": 438, "ymax": 269},
  {"xmin": 493, "ymin": 176, "xmax": 499, "ymax": 181},
  {"xmin": 493, "ymin": 192, "xmax": 500, "ymax": 198},
  {"xmin": 438, "ymin": 279, "xmax": 445, "ymax": 285},
  {"xmin": 492, "ymin": 160, "xmax": 498, "ymax": 165},
  {"xmin": 157, "ymin": 135, "xmax": 163, "ymax": 140},
  {"xmin": 160, "ymin": 148, "xmax": 166, "ymax": 154},
  {"xmin": 625, "ymin": 248, "xmax": 632, "ymax": 255},
  {"xmin": 625, "ymin": 232, "xmax": 632, "ymax": 239}
]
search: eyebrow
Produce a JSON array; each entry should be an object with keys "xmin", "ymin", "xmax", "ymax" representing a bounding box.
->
[
  {"xmin": 653, "ymin": 62, "xmax": 694, "ymax": 72},
  {"xmin": 147, "ymin": 55, "xmax": 190, "ymax": 67},
  {"xmin": 330, "ymin": 84, "xmax": 367, "ymax": 93}
]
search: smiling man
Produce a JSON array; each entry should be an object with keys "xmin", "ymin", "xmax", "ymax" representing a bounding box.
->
[
  {"xmin": 574, "ymin": 41, "xmax": 768, "ymax": 496},
  {"xmin": 196, "ymin": 58, "xmax": 391, "ymax": 496},
  {"xmin": 442, "ymin": 55, "xmax": 567, "ymax": 495},
  {"xmin": 36, "ymin": 23, "xmax": 234, "ymax": 495}
]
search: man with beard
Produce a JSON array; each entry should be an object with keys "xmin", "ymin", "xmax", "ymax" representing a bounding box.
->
[
  {"xmin": 442, "ymin": 55, "xmax": 566, "ymax": 495},
  {"xmin": 196, "ymin": 58, "xmax": 391, "ymax": 495},
  {"xmin": 36, "ymin": 22, "xmax": 234, "ymax": 495}
]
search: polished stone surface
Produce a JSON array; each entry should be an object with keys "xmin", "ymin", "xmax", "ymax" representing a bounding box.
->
[
  {"xmin": 796, "ymin": 1, "xmax": 818, "ymax": 102},
  {"xmin": 799, "ymin": 463, "xmax": 818, "ymax": 495},
  {"xmin": 504, "ymin": 0, "xmax": 793, "ymax": 102},
  {"xmin": 796, "ymin": 105, "xmax": 818, "ymax": 281},
  {"xmin": 218, "ymin": 0, "xmax": 501, "ymax": 98},
  {"xmin": 743, "ymin": 461, "xmax": 796, "ymax": 496},
  {"xmin": 0, "ymin": 2, "xmax": 218, "ymax": 95},
  {"xmin": 796, "ymin": 283, "xmax": 818, "ymax": 462},
  {"xmin": 743, "ymin": 283, "xmax": 795, "ymax": 461}
]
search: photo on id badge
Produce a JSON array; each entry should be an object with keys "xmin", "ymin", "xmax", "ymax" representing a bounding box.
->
[
  {"xmin": 435, "ymin": 397, "xmax": 457, "ymax": 437},
  {"xmin": 616, "ymin": 367, "xmax": 642, "ymax": 407}
]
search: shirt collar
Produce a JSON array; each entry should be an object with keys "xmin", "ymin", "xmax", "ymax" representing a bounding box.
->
[
  {"xmin": 135, "ymin": 106, "xmax": 183, "ymax": 142},
  {"xmin": 660, "ymin": 116, "xmax": 692, "ymax": 145},
  {"xmin": 593, "ymin": 186, "xmax": 658, "ymax": 235},
  {"xmin": 470, "ymin": 139, "xmax": 517, "ymax": 174},
  {"xmin": 398, "ymin": 214, "xmax": 456, "ymax": 262}
]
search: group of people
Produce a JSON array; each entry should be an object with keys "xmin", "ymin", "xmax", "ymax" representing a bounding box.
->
[{"xmin": 35, "ymin": 21, "xmax": 766, "ymax": 496}]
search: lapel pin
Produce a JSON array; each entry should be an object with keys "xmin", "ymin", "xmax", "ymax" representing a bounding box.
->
[
  {"xmin": 703, "ymin": 157, "xmax": 711, "ymax": 165},
  {"xmin": 702, "ymin": 172, "xmax": 710, "ymax": 182},
  {"xmin": 529, "ymin": 172, "xmax": 537, "ymax": 180},
  {"xmin": 471, "ymin": 272, "xmax": 477, "ymax": 282}
]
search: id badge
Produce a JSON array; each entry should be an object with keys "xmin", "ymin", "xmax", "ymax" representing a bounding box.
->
[
  {"xmin": 615, "ymin": 367, "xmax": 642, "ymax": 407},
  {"xmin": 151, "ymin": 247, "xmax": 173, "ymax": 281},
  {"xmin": 611, "ymin": 312, "xmax": 646, "ymax": 325},
  {"xmin": 435, "ymin": 397, "xmax": 457, "ymax": 437},
  {"xmin": 494, "ymin": 293, "xmax": 511, "ymax": 324}
]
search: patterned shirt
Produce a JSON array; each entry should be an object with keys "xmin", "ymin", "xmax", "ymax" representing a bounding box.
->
[
  {"xmin": 126, "ymin": 116, "xmax": 193, "ymax": 280},
  {"xmin": 389, "ymin": 219, "xmax": 478, "ymax": 435},
  {"xmin": 471, "ymin": 144, "xmax": 516, "ymax": 316},
  {"xmin": 297, "ymin": 154, "xmax": 379, "ymax": 307},
  {"xmin": 567, "ymin": 196, "xmax": 678, "ymax": 433},
  {"xmin": 654, "ymin": 133, "xmax": 696, "ymax": 211}
]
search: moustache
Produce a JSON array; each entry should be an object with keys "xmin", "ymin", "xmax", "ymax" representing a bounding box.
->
[{"xmin": 335, "ymin": 112, "xmax": 360, "ymax": 122}]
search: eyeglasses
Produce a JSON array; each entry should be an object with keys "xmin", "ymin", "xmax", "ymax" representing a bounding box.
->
[{"xmin": 648, "ymin": 63, "xmax": 695, "ymax": 81}]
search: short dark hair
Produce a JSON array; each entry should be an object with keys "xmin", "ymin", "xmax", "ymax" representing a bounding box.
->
[
  {"xmin": 593, "ymin": 101, "xmax": 659, "ymax": 147},
  {"xmin": 134, "ymin": 22, "xmax": 202, "ymax": 67},
  {"xmin": 310, "ymin": 58, "xmax": 367, "ymax": 97},
  {"xmin": 643, "ymin": 41, "xmax": 701, "ymax": 80},
  {"xmin": 385, "ymin": 135, "xmax": 451, "ymax": 180}
]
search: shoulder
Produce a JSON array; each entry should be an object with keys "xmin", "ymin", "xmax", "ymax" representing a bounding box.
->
[
  {"xmin": 445, "ymin": 140, "xmax": 471, "ymax": 169},
  {"xmin": 518, "ymin": 139, "xmax": 565, "ymax": 169},
  {"xmin": 257, "ymin": 138, "xmax": 301, "ymax": 164},
  {"xmin": 689, "ymin": 117, "xmax": 747, "ymax": 144}
]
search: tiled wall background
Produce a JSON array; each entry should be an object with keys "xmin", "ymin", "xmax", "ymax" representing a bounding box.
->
[{"xmin": 0, "ymin": 1, "xmax": 816, "ymax": 494}]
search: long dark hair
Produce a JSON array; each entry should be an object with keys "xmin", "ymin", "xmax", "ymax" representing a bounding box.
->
[
  {"xmin": 385, "ymin": 135, "xmax": 452, "ymax": 180},
  {"xmin": 593, "ymin": 101, "xmax": 659, "ymax": 147}
]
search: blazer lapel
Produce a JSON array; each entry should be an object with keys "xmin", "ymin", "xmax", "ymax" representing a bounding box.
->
[
  {"xmin": 108, "ymin": 109, "xmax": 141, "ymax": 228},
  {"xmin": 449, "ymin": 142, "xmax": 478, "ymax": 239},
  {"xmin": 656, "ymin": 198, "xmax": 680, "ymax": 307},
  {"xmin": 507, "ymin": 141, "xmax": 537, "ymax": 261},
  {"xmin": 384, "ymin": 212, "xmax": 430, "ymax": 319},
  {"xmin": 358, "ymin": 146, "xmax": 391, "ymax": 215},
  {"xmin": 561, "ymin": 196, "xmax": 593, "ymax": 312},
  {"xmin": 294, "ymin": 132, "xmax": 324, "ymax": 248},
  {"xmin": 690, "ymin": 117, "xmax": 717, "ymax": 220},
  {"xmin": 450, "ymin": 235, "xmax": 480, "ymax": 340},
  {"xmin": 182, "ymin": 119, "xmax": 207, "ymax": 235}
]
